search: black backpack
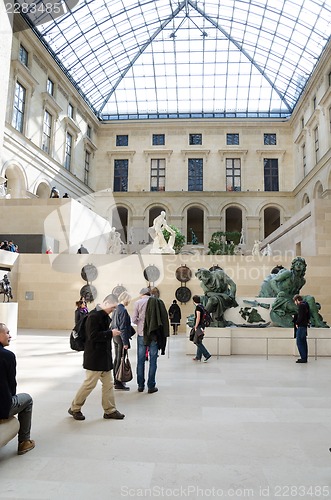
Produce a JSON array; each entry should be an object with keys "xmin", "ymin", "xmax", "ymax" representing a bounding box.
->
[
  {"xmin": 201, "ymin": 307, "xmax": 212, "ymax": 328},
  {"xmin": 70, "ymin": 314, "xmax": 88, "ymax": 351}
]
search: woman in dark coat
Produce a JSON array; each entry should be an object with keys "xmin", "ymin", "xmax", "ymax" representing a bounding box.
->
[
  {"xmin": 111, "ymin": 291, "xmax": 134, "ymax": 390},
  {"xmin": 168, "ymin": 299, "xmax": 181, "ymax": 335}
]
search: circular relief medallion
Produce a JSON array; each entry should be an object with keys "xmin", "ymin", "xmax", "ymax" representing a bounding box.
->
[
  {"xmin": 175, "ymin": 264, "xmax": 192, "ymax": 283},
  {"xmin": 175, "ymin": 286, "xmax": 192, "ymax": 304},
  {"xmin": 81, "ymin": 264, "xmax": 98, "ymax": 283},
  {"xmin": 209, "ymin": 265, "xmax": 222, "ymax": 272},
  {"xmin": 143, "ymin": 265, "xmax": 160, "ymax": 283},
  {"xmin": 112, "ymin": 285, "xmax": 127, "ymax": 299},
  {"xmin": 80, "ymin": 284, "xmax": 97, "ymax": 303}
]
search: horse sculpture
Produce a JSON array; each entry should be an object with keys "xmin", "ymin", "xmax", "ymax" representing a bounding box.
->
[{"xmin": 0, "ymin": 275, "xmax": 13, "ymax": 302}]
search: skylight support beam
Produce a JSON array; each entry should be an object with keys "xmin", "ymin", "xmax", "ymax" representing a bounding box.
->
[
  {"xmin": 189, "ymin": 0, "xmax": 293, "ymax": 112},
  {"xmin": 98, "ymin": 1, "xmax": 187, "ymax": 114}
]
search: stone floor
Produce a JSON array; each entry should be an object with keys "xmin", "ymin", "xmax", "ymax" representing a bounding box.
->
[{"xmin": 1, "ymin": 330, "xmax": 331, "ymax": 500}]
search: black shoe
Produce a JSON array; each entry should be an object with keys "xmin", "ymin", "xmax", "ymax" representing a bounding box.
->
[
  {"xmin": 103, "ymin": 410, "xmax": 125, "ymax": 419},
  {"xmin": 296, "ymin": 359, "xmax": 307, "ymax": 363},
  {"xmin": 148, "ymin": 387, "xmax": 158, "ymax": 394},
  {"xmin": 138, "ymin": 387, "xmax": 144, "ymax": 392},
  {"xmin": 114, "ymin": 384, "xmax": 130, "ymax": 391},
  {"xmin": 68, "ymin": 408, "xmax": 85, "ymax": 420}
]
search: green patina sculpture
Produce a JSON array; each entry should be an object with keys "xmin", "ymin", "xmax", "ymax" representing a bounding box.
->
[
  {"xmin": 195, "ymin": 267, "xmax": 238, "ymax": 327},
  {"xmin": 239, "ymin": 307, "xmax": 266, "ymax": 324},
  {"xmin": 258, "ymin": 257, "xmax": 329, "ymax": 328}
]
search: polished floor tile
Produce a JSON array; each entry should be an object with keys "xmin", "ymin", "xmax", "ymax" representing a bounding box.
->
[{"xmin": 1, "ymin": 330, "xmax": 331, "ymax": 499}]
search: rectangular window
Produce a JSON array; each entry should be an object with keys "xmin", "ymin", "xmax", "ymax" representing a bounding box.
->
[
  {"xmin": 150, "ymin": 159, "xmax": 165, "ymax": 191},
  {"xmin": 47, "ymin": 78, "xmax": 54, "ymax": 96},
  {"xmin": 302, "ymin": 143, "xmax": 306, "ymax": 175},
  {"xmin": 114, "ymin": 159, "xmax": 128, "ymax": 192},
  {"xmin": 264, "ymin": 133, "xmax": 277, "ymax": 145},
  {"xmin": 264, "ymin": 158, "xmax": 279, "ymax": 191},
  {"xmin": 19, "ymin": 45, "xmax": 28, "ymax": 66},
  {"xmin": 301, "ymin": 117, "xmax": 304, "ymax": 129},
  {"xmin": 84, "ymin": 150, "xmax": 90, "ymax": 185},
  {"xmin": 226, "ymin": 133, "xmax": 239, "ymax": 145},
  {"xmin": 188, "ymin": 158, "xmax": 203, "ymax": 191},
  {"xmin": 12, "ymin": 81, "xmax": 26, "ymax": 133},
  {"xmin": 42, "ymin": 109, "xmax": 52, "ymax": 154},
  {"xmin": 189, "ymin": 134, "xmax": 202, "ymax": 145},
  {"xmin": 68, "ymin": 103, "xmax": 74, "ymax": 119},
  {"xmin": 313, "ymin": 96, "xmax": 317, "ymax": 110},
  {"xmin": 64, "ymin": 132, "xmax": 73, "ymax": 170},
  {"xmin": 226, "ymin": 158, "xmax": 241, "ymax": 191},
  {"xmin": 314, "ymin": 127, "xmax": 319, "ymax": 163},
  {"xmin": 87, "ymin": 125, "xmax": 92, "ymax": 139},
  {"xmin": 116, "ymin": 135, "xmax": 128, "ymax": 146},
  {"xmin": 152, "ymin": 134, "xmax": 165, "ymax": 146}
]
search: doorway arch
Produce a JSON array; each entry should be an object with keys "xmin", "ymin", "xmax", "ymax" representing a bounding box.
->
[
  {"xmin": 112, "ymin": 206, "xmax": 128, "ymax": 243},
  {"xmin": 187, "ymin": 207, "xmax": 204, "ymax": 244},
  {"xmin": 264, "ymin": 206, "xmax": 280, "ymax": 238}
]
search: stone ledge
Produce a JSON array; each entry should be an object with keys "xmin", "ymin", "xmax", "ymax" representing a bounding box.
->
[
  {"xmin": 0, "ymin": 417, "xmax": 19, "ymax": 448},
  {"xmin": 186, "ymin": 326, "xmax": 331, "ymax": 357}
]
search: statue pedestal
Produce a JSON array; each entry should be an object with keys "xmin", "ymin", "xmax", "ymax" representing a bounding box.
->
[
  {"xmin": 186, "ymin": 326, "xmax": 331, "ymax": 358},
  {"xmin": 0, "ymin": 303, "xmax": 18, "ymax": 339}
]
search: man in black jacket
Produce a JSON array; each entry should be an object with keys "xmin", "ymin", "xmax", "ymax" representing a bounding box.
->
[
  {"xmin": 68, "ymin": 294, "xmax": 125, "ymax": 420},
  {"xmin": 0, "ymin": 323, "xmax": 35, "ymax": 454},
  {"xmin": 293, "ymin": 294, "xmax": 310, "ymax": 363}
]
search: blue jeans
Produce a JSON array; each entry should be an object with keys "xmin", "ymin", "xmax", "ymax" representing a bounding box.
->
[
  {"xmin": 196, "ymin": 341, "xmax": 211, "ymax": 361},
  {"xmin": 8, "ymin": 393, "xmax": 33, "ymax": 442},
  {"xmin": 296, "ymin": 326, "xmax": 308, "ymax": 361},
  {"xmin": 137, "ymin": 335, "xmax": 158, "ymax": 389}
]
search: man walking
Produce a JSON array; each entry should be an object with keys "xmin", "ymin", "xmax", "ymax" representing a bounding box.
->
[
  {"xmin": 293, "ymin": 294, "xmax": 310, "ymax": 363},
  {"xmin": 0, "ymin": 323, "xmax": 35, "ymax": 455},
  {"xmin": 68, "ymin": 294, "xmax": 125, "ymax": 420}
]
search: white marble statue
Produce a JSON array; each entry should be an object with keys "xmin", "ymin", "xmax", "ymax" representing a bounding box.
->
[
  {"xmin": 0, "ymin": 176, "xmax": 10, "ymax": 199},
  {"xmin": 252, "ymin": 240, "xmax": 261, "ymax": 256},
  {"xmin": 107, "ymin": 227, "xmax": 125, "ymax": 254},
  {"xmin": 148, "ymin": 211, "xmax": 176, "ymax": 254},
  {"xmin": 261, "ymin": 243, "xmax": 272, "ymax": 256}
]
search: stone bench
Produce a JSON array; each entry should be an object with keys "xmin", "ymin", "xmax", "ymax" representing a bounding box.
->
[{"xmin": 0, "ymin": 417, "xmax": 19, "ymax": 448}]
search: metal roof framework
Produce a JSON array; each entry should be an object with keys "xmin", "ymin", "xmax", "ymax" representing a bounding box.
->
[{"xmin": 22, "ymin": 0, "xmax": 331, "ymax": 119}]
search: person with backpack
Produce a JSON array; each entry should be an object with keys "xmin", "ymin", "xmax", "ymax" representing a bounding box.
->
[
  {"xmin": 168, "ymin": 299, "xmax": 181, "ymax": 335},
  {"xmin": 293, "ymin": 294, "xmax": 310, "ymax": 363},
  {"xmin": 192, "ymin": 295, "xmax": 211, "ymax": 362},
  {"xmin": 68, "ymin": 294, "xmax": 125, "ymax": 421},
  {"xmin": 74, "ymin": 298, "xmax": 88, "ymax": 325}
]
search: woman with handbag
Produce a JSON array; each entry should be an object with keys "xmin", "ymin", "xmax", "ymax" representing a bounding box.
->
[
  {"xmin": 111, "ymin": 292, "xmax": 134, "ymax": 390},
  {"xmin": 192, "ymin": 295, "xmax": 211, "ymax": 362},
  {"xmin": 168, "ymin": 299, "xmax": 181, "ymax": 335}
]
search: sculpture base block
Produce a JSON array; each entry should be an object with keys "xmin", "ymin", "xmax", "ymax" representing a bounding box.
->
[{"xmin": 186, "ymin": 326, "xmax": 331, "ymax": 357}]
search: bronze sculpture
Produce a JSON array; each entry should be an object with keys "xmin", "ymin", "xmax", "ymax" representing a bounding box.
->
[
  {"xmin": 258, "ymin": 257, "xmax": 328, "ymax": 328},
  {"xmin": 195, "ymin": 267, "xmax": 238, "ymax": 327}
]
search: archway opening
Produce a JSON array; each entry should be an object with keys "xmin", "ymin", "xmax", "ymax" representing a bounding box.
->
[
  {"xmin": 187, "ymin": 207, "xmax": 204, "ymax": 244},
  {"xmin": 225, "ymin": 206, "xmax": 242, "ymax": 233},
  {"xmin": 112, "ymin": 206, "xmax": 128, "ymax": 243},
  {"xmin": 36, "ymin": 182, "xmax": 50, "ymax": 199},
  {"xmin": 4, "ymin": 165, "xmax": 26, "ymax": 198},
  {"xmin": 264, "ymin": 207, "xmax": 280, "ymax": 238}
]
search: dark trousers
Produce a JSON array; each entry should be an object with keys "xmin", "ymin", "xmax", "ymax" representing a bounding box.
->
[
  {"xmin": 8, "ymin": 393, "xmax": 33, "ymax": 442},
  {"xmin": 113, "ymin": 335, "xmax": 124, "ymax": 385},
  {"xmin": 296, "ymin": 326, "xmax": 308, "ymax": 361}
]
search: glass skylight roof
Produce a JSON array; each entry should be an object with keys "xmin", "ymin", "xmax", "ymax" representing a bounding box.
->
[{"xmin": 24, "ymin": 0, "xmax": 331, "ymax": 119}]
